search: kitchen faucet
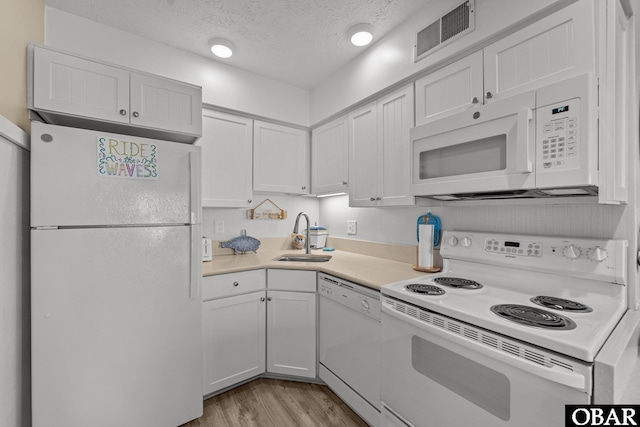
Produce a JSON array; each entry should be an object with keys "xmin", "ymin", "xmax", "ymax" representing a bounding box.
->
[{"xmin": 293, "ymin": 212, "xmax": 311, "ymax": 254}]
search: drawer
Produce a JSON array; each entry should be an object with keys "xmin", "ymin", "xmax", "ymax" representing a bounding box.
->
[
  {"xmin": 202, "ymin": 269, "xmax": 266, "ymax": 301},
  {"xmin": 267, "ymin": 269, "xmax": 316, "ymax": 292}
]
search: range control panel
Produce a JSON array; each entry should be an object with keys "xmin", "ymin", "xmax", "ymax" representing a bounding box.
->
[{"xmin": 441, "ymin": 231, "xmax": 628, "ymax": 285}]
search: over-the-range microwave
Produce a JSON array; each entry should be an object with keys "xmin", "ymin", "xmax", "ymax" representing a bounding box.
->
[{"xmin": 410, "ymin": 73, "xmax": 599, "ymax": 201}]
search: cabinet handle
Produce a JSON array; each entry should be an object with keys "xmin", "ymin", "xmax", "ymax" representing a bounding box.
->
[
  {"xmin": 260, "ymin": 297, "xmax": 265, "ymax": 302},
  {"xmin": 132, "ymin": 111, "xmax": 140, "ymax": 118},
  {"xmin": 267, "ymin": 297, "xmax": 272, "ymax": 301},
  {"xmin": 119, "ymin": 109, "xmax": 127, "ymax": 116},
  {"xmin": 472, "ymin": 97, "xmax": 479, "ymax": 104},
  {"xmin": 233, "ymin": 281, "xmax": 239, "ymax": 287},
  {"xmin": 485, "ymin": 91, "xmax": 493, "ymax": 99}
]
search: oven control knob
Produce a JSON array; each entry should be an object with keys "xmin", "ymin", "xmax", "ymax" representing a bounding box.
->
[
  {"xmin": 562, "ymin": 244, "xmax": 581, "ymax": 260},
  {"xmin": 448, "ymin": 236, "xmax": 459, "ymax": 246},
  {"xmin": 587, "ymin": 246, "xmax": 608, "ymax": 263},
  {"xmin": 461, "ymin": 237, "xmax": 472, "ymax": 248}
]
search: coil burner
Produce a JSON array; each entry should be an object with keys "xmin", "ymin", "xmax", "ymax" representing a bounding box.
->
[
  {"xmin": 405, "ymin": 284, "xmax": 445, "ymax": 296},
  {"xmin": 433, "ymin": 277, "xmax": 483, "ymax": 290},
  {"xmin": 490, "ymin": 304, "xmax": 576, "ymax": 330},
  {"xmin": 530, "ymin": 296, "xmax": 593, "ymax": 313}
]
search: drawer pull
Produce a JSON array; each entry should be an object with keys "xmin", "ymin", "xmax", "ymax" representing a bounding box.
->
[{"xmin": 233, "ymin": 281, "xmax": 239, "ymax": 287}]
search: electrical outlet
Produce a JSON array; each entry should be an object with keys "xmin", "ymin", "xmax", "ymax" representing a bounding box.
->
[
  {"xmin": 214, "ymin": 220, "xmax": 225, "ymax": 234},
  {"xmin": 347, "ymin": 220, "xmax": 357, "ymax": 235}
]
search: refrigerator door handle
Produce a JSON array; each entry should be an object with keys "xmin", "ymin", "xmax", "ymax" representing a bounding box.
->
[
  {"xmin": 190, "ymin": 225, "xmax": 202, "ymax": 299},
  {"xmin": 189, "ymin": 150, "xmax": 202, "ymax": 225}
]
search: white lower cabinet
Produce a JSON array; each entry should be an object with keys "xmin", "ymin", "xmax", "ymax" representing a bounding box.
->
[
  {"xmin": 202, "ymin": 269, "xmax": 317, "ymax": 396},
  {"xmin": 266, "ymin": 269, "xmax": 317, "ymax": 379},
  {"xmin": 266, "ymin": 290, "xmax": 317, "ymax": 378},
  {"xmin": 202, "ymin": 291, "xmax": 266, "ymax": 395}
]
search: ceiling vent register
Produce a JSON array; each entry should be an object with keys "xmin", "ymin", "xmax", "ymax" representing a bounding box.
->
[{"xmin": 415, "ymin": 0, "xmax": 475, "ymax": 62}]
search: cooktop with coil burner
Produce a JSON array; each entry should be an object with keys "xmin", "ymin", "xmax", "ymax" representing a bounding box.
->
[
  {"xmin": 405, "ymin": 284, "xmax": 445, "ymax": 296},
  {"xmin": 490, "ymin": 304, "xmax": 577, "ymax": 330},
  {"xmin": 382, "ymin": 231, "xmax": 628, "ymax": 362}
]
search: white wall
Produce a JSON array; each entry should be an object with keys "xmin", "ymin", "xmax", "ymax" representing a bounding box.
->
[
  {"xmin": 203, "ymin": 195, "xmax": 320, "ymax": 243},
  {"xmin": 310, "ymin": 0, "xmax": 562, "ymax": 124},
  {"xmin": 320, "ymin": 195, "xmax": 627, "ymax": 246},
  {"xmin": 0, "ymin": 116, "xmax": 31, "ymax": 427},
  {"xmin": 45, "ymin": 7, "xmax": 311, "ymax": 127}
]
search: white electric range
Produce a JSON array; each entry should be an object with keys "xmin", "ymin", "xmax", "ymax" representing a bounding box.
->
[{"xmin": 380, "ymin": 230, "xmax": 628, "ymax": 427}]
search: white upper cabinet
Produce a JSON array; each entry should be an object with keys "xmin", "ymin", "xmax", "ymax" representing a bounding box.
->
[
  {"xmin": 129, "ymin": 73, "xmax": 202, "ymax": 137},
  {"xmin": 198, "ymin": 110, "xmax": 253, "ymax": 208},
  {"xmin": 29, "ymin": 45, "xmax": 202, "ymax": 143},
  {"xmin": 416, "ymin": 0, "xmax": 596, "ymax": 124},
  {"xmin": 483, "ymin": 0, "xmax": 596, "ymax": 102},
  {"xmin": 311, "ymin": 115, "xmax": 348, "ymax": 195},
  {"xmin": 253, "ymin": 121, "xmax": 310, "ymax": 195},
  {"xmin": 349, "ymin": 84, "xmax": 415, "ymax": 207},
  {"xmin": 31, "ymin": 46, "xmax": 131, "ymax": 125},
  {"xmin": 415, "ymin": 51, "xmax": 483, "ymax": 126}
]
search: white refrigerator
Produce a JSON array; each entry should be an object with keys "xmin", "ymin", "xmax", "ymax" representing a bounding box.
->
[{"xmin": 30, "ymin": 121, "xmax": 203, "ymax": 427}]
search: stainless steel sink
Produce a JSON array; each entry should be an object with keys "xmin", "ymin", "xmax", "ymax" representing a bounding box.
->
[{"xmin": 273, "ymin": 254, "xmax": 332, "ymax": 262}]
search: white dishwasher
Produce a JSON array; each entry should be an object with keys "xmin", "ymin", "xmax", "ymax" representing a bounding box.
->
[{"xmin": 318, "ymin": 273, "xmax": 381, "ymax": 427}]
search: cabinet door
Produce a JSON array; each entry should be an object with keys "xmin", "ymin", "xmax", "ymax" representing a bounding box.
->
[
  {"xmin": 253, "ymin": 121, "xmax": 310, "ymax": 194},
  {"xmin": 378, "ymin": 85, "xmax": 415, "ymax": 206},
  {"xmin": 415, "ymin": 51, "xmax": 483, "ymax": 125},
  {"xmin": 130, "ymin": 72, "xmax": 202, "ymax": 137},
  {"xmin": 598, "ymin": 0, "xmax": 630, "ymax": 204},
  {"xmin": 311, "ymin": 115, "xmax": 348, "ymax": 195},
  {"xmin": 348, "ymin": 102, "xmax": 379, "ymax": 206},
  {"xmin": 198, "ymin": 110, "xmax": 253, "ymax": 207},
  {"xmin": 266, "ymin": 290, "xmax": 317, "ymax": 379},
  {"xmin": 32, "ymin": 46, "xmax": 130, "ymax": 124},
  {"xmin": 483, "ymin": 0, "xmax": 596, "ymax": 102},
  {"xmin": 202, "ymin": 292, "xmax": 266, "ymax": 395}
]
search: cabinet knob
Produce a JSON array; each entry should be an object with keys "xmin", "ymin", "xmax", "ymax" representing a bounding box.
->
[
  {"xmin": 472, "ymin": 97, "xmax": 479, "ymax": 104},
  {"xmin": 302, "ymin": 186, "xmax": 306, "ymax": 190},
  {"xmin": 248, "ymin": 199, "xmax": 252, "ymax": 204},
  {"xmin": 119, "ymin": 109, "xmax": 127, "ymax": 116},
  {"xmin": 376, "ymin": 197, "xmax": 381, "ymax": 201},
  {"xmin": 485, "ymin": 91, "xmax": 493, "ymax": 99},
  {"xmin": 260, "ymin": 297, "xmax": 265, "ymax": 302},
  {"xmin": 132, "ymin": 111, "xmax": 140, "ymax": 118},
  {"xmin": 342, "ymin": 181, "xmax": 348, "ymax": 185},
  {"xmin": 233, "ymin": 281, "xmax": 239, "ymax": 287},
  {"xmin": 267, "ymin": 297, "xmax": 272, "ymax": 301},
  {"xmin": 370, "ymin": 197, "xmax": 376, "ymax": 201}
]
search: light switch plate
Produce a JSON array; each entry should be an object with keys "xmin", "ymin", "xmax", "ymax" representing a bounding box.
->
[{"xmin": 347, "ymin": 220, "xmax": 357, "ymax": 235}]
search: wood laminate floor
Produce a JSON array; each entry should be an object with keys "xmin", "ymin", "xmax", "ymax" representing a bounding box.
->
[{"xmin": 181, "ymin": 378, "xmax": 370, "ymax": 427}]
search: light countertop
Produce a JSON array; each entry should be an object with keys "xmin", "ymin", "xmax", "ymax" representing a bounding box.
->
[{"xmin": 202, "ymin": 237, "xmax": 431, "ymax": 290}]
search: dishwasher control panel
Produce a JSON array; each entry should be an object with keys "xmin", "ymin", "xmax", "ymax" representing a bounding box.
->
[{"xmin": 318, "ymin": 273, "xmax": 381, "ymax": 320}]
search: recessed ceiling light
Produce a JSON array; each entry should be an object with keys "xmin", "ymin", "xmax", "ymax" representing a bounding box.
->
[
  {"xmin": 348, "ymin": 24, "xmax": 374, "ymax": 47},
  {"xmin": 208, "ymin": 38, "xmax": 235, "ymax": 58}
]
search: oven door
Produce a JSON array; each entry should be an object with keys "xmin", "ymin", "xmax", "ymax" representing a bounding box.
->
[
  {"xmin": 410, "ymin": 91, "xmax": 536, "ymax": 198},
  {"xmin": 381, "ymin": 304, "xmax": 590, "ymax": 427}
]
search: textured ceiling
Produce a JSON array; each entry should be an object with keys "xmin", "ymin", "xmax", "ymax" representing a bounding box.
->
[{"xmin": 44, "ymin": 0, "xmax": 430, "ymax": 90}]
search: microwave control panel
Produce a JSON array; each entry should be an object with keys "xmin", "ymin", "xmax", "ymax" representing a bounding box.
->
[{"xmin": 536, "ymin": 97, "xmax": 580, "ymax": 171}]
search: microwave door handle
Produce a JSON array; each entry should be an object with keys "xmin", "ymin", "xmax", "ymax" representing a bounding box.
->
[{"xmin": 516, "ymin": 108, "xmax": 534, "ymax": 173}]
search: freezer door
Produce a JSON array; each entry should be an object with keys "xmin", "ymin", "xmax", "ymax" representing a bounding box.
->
[
  {"xmin": 31, "ymin": 226, "xmax": 202, "ymax": 427},
  {"xmin": 31, "ymin": 121, "xmax": 201, "ymax": 227}
]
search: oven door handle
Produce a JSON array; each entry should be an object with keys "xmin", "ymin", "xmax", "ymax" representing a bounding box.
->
[{"xmin": 382, "ymin": 305, "xmax": 586, "ymax": 390}]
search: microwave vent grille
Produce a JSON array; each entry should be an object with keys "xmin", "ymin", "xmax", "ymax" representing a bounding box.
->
[{"xmin": 415, "ymin": 0, "xmax": 475, "ymax": 62}]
